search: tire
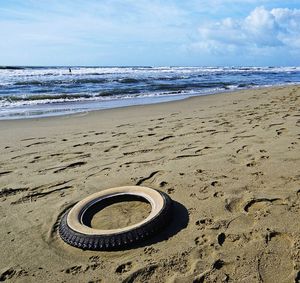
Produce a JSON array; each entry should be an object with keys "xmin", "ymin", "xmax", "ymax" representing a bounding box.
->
[{"xmin": 58, "ymin": 186, "xmax": 173, "ymax": 250}]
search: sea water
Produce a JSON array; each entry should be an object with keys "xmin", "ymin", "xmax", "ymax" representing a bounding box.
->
[{"xmin": 0, "ymin": 66, "xmax": 299, "ymax": 119}]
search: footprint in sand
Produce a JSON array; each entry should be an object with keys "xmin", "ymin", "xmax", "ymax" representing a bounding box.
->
[
  {"xmin": 224, "ymin": 197, "xmax": 245, "ymax": 213},
  {"xmin": 258, "ymin": 233, "xmax": 294, "ymax": 283},
  {"xmin": 236, "ymin": 145, "xmax": 247, "ymax": 154},
  {"xmin": 246, "ymin": 161, "xmax": 257, "ymax": 167},
  {"xmin": 63, "ymin": 265, "xmax": 83, "ymax": 275},
  {"xmin": 144, "ymin": 247, "xmax": 159, "ymax": 255},
  {"xmin": 122, "ymin": 265, "xmax": 158, "ymax": 283},
  {"xmin": 217, "ymin": 233, "xmax": 226, "ymax": 246},
  {"xmin": 194, "ymin": 234, "xmax": 208, "ymax": 246},
  {"xmin": 159, "ymin": 135, "xmax": 174, "ymax": 142},
  {"xmin": 135, "ymin": 170, "xmax": 166, "ymax": 187},
  {"xmin": 0, "ymin": 268, "xmax": 16, "ymax": 281},
  {"xmin": 104, "ymin": 145, "xmax": 118, "ymax": 152},
  {"xmin": 115, "ymin": 262, "xmax": 132, "ymax": 274},
  {"xmin": 53, "ymin": 161, "xmax": 86, "ymax": 173},
  {"xmin": 243, "ymin": 198, "xmax": 282, "ymax": 213},
  {"xmin": 0, "ymin": 267, "xmax": 28, "ymax": 281},
  {"xmin": 276, "ymin": 128, "xmax": 287, "ymax": 136}
]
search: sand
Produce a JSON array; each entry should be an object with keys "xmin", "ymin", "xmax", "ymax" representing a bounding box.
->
[{"xmin": 0, "ymin": 85, "xmax": 299, "ymax": 282}]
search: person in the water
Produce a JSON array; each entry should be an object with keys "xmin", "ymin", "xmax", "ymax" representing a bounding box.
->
[{"xmin": 69, "ymin": 68, "xmax": 72, "ymax": 73}]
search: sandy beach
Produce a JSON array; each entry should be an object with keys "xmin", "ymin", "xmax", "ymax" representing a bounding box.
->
[{"xmin": 0, "ymin": 85, "xmax": 300, "ymax": 282}]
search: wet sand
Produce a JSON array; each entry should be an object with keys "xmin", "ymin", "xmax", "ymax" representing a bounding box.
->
[{"xmin": 0, "ymin": 85, "xmax": 300, "ymax": 282}]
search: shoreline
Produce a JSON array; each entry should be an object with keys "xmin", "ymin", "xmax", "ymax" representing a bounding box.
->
[
  {"xmin": 0, "ymin": 83, "xmax": 297, "ymax": 123},
  {"xmin": 1, "ymin": 78, "xmax": 299, "ymax": 121},
  {"xmin": 1, "ymin": 85, "xmax": 300, "ymax": 282}
]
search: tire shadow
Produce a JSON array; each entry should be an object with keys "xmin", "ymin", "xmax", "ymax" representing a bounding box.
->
[{"xmin": 125, "ymin": 200, "xmax": 189, "ymax": 250}]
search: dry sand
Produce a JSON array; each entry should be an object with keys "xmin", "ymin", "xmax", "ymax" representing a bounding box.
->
[{"xmin": 0, "ymin": 85, "xmax": 300, "ymax": 283}]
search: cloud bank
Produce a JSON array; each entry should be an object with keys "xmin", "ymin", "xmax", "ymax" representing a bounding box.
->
[{"xmin": 194, "ymin": 7, "xmax": 300, "ymax": 57}]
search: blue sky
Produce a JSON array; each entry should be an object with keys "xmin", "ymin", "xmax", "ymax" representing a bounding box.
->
[{"xmin": 0, "ymin": 0, "xmax": 300, "ymax": 66}]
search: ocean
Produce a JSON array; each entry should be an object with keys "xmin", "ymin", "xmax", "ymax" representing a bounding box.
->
[{"xmin": 0, "ymin": 66, "xmax": 299, "ymax": 119}]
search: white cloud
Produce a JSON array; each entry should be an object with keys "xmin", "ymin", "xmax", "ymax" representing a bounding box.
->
[
  {"xmin": 194, "ymin": 6, "xmax": 300, "ymax": 54},
  {"xmin": 1, "ymin": 1, "xmax": 299, "ymax": 66}
]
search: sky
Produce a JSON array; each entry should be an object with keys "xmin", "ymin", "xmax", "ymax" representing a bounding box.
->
[{"xmin": 0, "ymin": 0, "xmax": 300, "ymax": 66}]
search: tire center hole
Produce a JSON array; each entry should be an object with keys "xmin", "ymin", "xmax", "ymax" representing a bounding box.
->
[{"xmin": 82, "ymin": 195, "xmax": 152, "ymax": 230}]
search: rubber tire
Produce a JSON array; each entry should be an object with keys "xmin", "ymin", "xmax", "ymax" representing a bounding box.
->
[{"xmin": 58, "ymin": 187, "xmax": 172, "ymax": 250}]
